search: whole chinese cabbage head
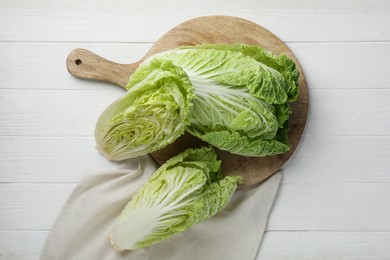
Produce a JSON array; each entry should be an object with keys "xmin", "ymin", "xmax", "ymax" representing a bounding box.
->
[{"xmin": 135, "ymin": 44, "xmax": 299, "ymax": 157}]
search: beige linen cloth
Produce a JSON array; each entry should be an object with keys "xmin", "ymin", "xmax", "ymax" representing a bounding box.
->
[{"xmin": 40, "ymin": 155, "xmax": 281, "ymax": 260}]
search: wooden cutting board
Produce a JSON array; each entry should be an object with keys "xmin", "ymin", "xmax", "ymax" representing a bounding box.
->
[{"xmin": 67, "ymin": 15, "xmax": 308, "ymax": 186}]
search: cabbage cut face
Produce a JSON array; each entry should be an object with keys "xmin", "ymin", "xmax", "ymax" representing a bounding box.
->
[
  {"xmin": 110, "ymin": 147, "xmax": 242, "ymax": 251},
  {"xmin": 95, "ymin": 59, "xmax": 193, "ymax": 160}
]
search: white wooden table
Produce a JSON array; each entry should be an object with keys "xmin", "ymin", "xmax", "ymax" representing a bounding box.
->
[{"xmin": 1, "ymin": 1, "xmax": 390, "ymax": 259}]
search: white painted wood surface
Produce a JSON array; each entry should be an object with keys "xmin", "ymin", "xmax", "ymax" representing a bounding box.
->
[{"xmin": 1, "ymin": 0, "xmax": 390, "ymax": 259}]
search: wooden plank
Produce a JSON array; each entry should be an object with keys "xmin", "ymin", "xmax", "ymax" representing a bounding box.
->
[
  {"xmin": 0, "ymin": 136, "xmax": 126, "ymax": 183},
  {"xmin": 282, "ymin": 136, "xmax": 390, "ymax": 183},
  {"xmin": 0, "ymin": 89, "xmax": 389, "ymax": 136},
  {"xmin": 1, "ymin": 230, "xmax": 390, "ymax": 260},
  {"xmin": 0, "ymin": 43, "xmax": 151, "ymax": 90},
  {"xmin": 303, "ymin": 89, "xmax": 390, "ymax": 137},
  {"xmin": 0, "ymin": 230, "xmax": 47, "ymax": 260},
  {"xmin": 2, "ymin": 43, "xmax": 389, "ymax": 90},
  {"xmin": 288, "ymin": 42, "xmax": 390, "ymax": 90},
  {"xmin": 1, "ymin": 183, "xmax": 390, "ymax": 231},
  {"xmin": 4, "ymin": 0, "xmax": 389, "ymax": 13},
  {"xmin": 267, "ymin": 183, "xmax": 390, "ymax": 231},
  {"xmin": 0, "ymin": 1, "xmax": 389, "ymax": 42},
  {"xmin": 258, "ymin": 231, "xmax": 390, "ymax": 260},
  {"xmin": 0, "ymin": 183, "xmax": 75, "ymax": 230},
  {"xmin": 0, "ymin": 89, "xmax": 124, "ymax": 136},
  {"xmin": 0, "ymin": 136, "xmax": 388, "ymax": 184}
]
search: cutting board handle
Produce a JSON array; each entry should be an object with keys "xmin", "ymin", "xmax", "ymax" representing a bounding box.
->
[{"xmin": 66, "ymin": 48, "xmax": 138, "ymax": 89}]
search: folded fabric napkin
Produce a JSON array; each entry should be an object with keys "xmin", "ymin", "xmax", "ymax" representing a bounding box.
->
[{"xmin": 40, "ymin": 155, "xmax": 281, "ymax": 260}]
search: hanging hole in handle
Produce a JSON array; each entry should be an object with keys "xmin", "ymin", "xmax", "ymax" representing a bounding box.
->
[{"xmin": 75, "ymin": 59, "xmax": 82, "ymax": 65}]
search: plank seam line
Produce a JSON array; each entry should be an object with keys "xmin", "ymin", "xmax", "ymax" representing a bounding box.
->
[
  {"xmin": 265, "ymin": 230, "xmax": 390, "ymax": 233},
  {"xmin": 1, "ymin": 40, "xmax": 390, "ymax": 44}
]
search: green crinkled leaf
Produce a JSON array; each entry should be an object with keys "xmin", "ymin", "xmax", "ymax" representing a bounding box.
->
[
  {"xmin": 188, "ymin": 129, "xmax": 289, "ymax": 157},
  {"xmin": 182, "ymin": 43, "xmax": 299, "ymax": 102},
  {"xmin": 189, "ymin": 82, "xmax": 279, "ymax": 140},
  {"xmin": 151, "ymin": 48, "xmax": 289, "ymax": 104},
  {"xmin": 137, "ymin": 44, "xmax": 298, "ymax": 157},
  {"xmin": 275, "ymin": 103, "xmax": 292, "ymax": 128},
  {"xmin": 274, "ymin": 120, "xmax": 291, "ymax": 146},
  {"xmin": 185, "ymin": 176, "xmax": 242, "ymax": 224}
]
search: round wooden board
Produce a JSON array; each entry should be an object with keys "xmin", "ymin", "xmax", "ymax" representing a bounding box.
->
[
  {"xmin": 67, "ymin": 15, "xmax": 308, "ymax": 186},
  {"xmin": 147, "ymin": 16, "xmax": 308, "ymax": 185}
]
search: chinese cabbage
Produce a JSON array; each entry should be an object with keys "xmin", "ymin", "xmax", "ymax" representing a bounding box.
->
[
  {"xmin": 109, "ymin": 147, "xmax": 241, "ymax": 251},
  {"xmin": 95, "ymin": 59, "xmax": 193, "ymax": 160}
]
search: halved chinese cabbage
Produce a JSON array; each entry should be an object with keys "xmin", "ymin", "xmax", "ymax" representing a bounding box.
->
[
  {"xmin": 110, "ymin": 147, "xmax": 242, "ymax": 251},
  {"xmin": 95, "ymin": 59, "xmax": 193, "ymax": 160}
]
